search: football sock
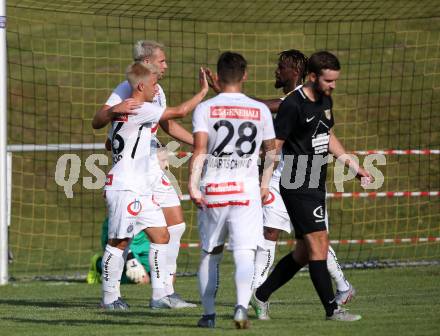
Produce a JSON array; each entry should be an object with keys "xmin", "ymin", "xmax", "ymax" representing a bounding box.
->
[
  {"xmin": 198, "ymin": 251, "xmax": 223, "ymax": 315},
  {"xmin": 327, "ymin": 246, "xmax": 350, "ymax": 292},
  {"xmin": 256, "ymin": 252, "xmax": 303, "ymax": 302},
  {"xmin": 233, "ymin": 249, "xmax": 255, "ymax": 308},
  {"xmin": 165, "ymin": 223, "xmax": 185, "ymax": 296},
  {"xmin": 149, "ymin": 243, "xmax": 168, "ymax": 300},
  {"xmin": 309, "ymin": 260, "xmax": 338, "ymax": 316},
  {"xmin": 253, "ymin": 239, "xmax": 276, "ymax": 289},
  {"xmin": 102, "ymin": 244, "xmax": 124, "ymax": 304}
]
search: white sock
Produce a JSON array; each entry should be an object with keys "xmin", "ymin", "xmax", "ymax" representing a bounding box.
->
[
  {"xmin": 101, "ymin": 244, "xmax": 125, "ymax": 304},
  {"xmin": 233, "ymin": 249, "xmax": 255, "ymax": 308},
  {"xmin": 327, "ymin": 245, "xmax": 350, "ymax": 292},
  {"xmin": 198, "ymin": 251, "xmax": 223, "ymax": 315},
  {"xmin": 253, "ymin": 239, "xmax": 276, "ymax": 289},
  {"xmin": 165, "ymin": 223, "xmax": 185, "ymax": 296},
  {"xmin": 149, "ymin": 243, "xmax": 168, "ymax": 300}
]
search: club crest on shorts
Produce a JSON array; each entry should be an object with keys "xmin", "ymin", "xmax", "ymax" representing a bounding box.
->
[
  {"xmin": 324, "ymin": 109, "xmax": 331, "ymax": 120},
  {"xmin": 127, "ymin": 199, "xmax": 142, "ymax": 216},
  {"xmin": 313, "ymin": 205, "xmax": 325, "ymax": 221},
  {"xmin": 263, "ymin": 191, "xmax": 275, "ymax": 206}
]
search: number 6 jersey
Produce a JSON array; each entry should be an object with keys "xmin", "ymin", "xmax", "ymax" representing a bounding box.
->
[
  {"xmin": 192, "ymin": 92, "xmax": 275, "ymax": 203},
  {"xmin": 105, "ymin": 102, "xmax": 165, "ymax": 195}
]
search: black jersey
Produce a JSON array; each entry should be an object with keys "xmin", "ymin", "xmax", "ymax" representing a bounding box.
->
[{"xmin": 274, "ymin": 87, "xmax": 334, "ymax": 195}]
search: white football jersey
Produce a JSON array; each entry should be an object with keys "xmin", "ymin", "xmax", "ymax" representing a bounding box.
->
[
  {"xmin": 105, "ymin": 102, "xmax": 165, "ymax": 194},
  {"xmin": 105, "ymin": 80, "xmax": 167, "ymax": 173},
  {"xmin": 192, "ymin": 92, "xmax": 275, "ymax": 202}
]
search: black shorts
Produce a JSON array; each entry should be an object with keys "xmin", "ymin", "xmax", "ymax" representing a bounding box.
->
[{"xmin": 280, "ymin": 189, "xmax": 327, "ymax": 239}]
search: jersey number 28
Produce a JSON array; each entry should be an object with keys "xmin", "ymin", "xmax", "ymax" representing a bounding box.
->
[{"xmin": 212, "ymin": 120, "xmax": 257, "ymax": 157}]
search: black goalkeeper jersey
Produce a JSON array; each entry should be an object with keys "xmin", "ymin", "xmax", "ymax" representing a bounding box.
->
[{"xmin": 274, "ymin": 87, "xmax": 334, "ymax": 195}]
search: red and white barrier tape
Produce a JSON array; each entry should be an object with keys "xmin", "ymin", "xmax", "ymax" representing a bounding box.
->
[
  {"xmin": 180, "ymin": 237, "xmax": 440, "ymax": 248},
  {"xmin": 349, "ymin": 149, "xmax": 440, "ymax": 155},
  {"xmin": 180, "ymin": 191, "xmax": 439, "ymax": 201},
  {"xmin": 328, "ymin": 191, "xmax": 440, "ymax": 198},
  {"xmin": 174, "ymin": 149, "xmax": 440, "ymax": 158}
]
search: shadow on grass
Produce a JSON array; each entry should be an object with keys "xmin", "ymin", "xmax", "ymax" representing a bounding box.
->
[{"xmin": 0, "ymin": 316, "xmax": 222, "ymax": 329}]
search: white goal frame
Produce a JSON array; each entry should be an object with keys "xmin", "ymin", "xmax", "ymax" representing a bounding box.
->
[{"xmin": 0, "ymin": 0, "xmax": 8, "ymax": 285}]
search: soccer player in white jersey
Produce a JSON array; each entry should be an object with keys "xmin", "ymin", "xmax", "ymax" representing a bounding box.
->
[
  {"xmin": 101, "ymin": 62, "xmax": 208, "ymax": 310},
  {"xmin": 189, "ymin": 52, "xmax": 276, "ymax": 329},
  {"xmin": 92, "ymin": 40, "xmax": 196, "ymax": 308},
  {"xmin": 207, "ymin": 50, "xmax": 356, "ymax": 311}
]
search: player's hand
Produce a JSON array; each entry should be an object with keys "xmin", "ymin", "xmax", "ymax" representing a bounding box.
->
[
  {"xmin": 125, "ymin": 257, "xmax": 150, "ymax": 284},
  {"xmin": 260, "ymin": 187, "xmax": 270, "ymax": 204},
  {"xmin": 356, "ymin": 167, "xmax": 374, "ymax": 188},
  {"xmin": 204, "ymin": 67, "xmax": 221, "ymax": 94},
  {"xmin": 104, "ymin": 138, "xmax": 112, "ymax": 151},
  {"xmin": 199, "ymin": 67, "xmax": 209, "ymax": 95},
  {"xmin": 109, "ymin": 98, "xmax": 141, "ymax": 118},
  {"xmin": 189, "ymin": 185, "xmax": 206, "ymax": 209}
]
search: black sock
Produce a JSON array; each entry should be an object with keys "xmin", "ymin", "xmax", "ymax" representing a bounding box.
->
[
  {"xmin": 256, "ymin": 253, "xmax": 303, "ymax": 302},
  {"xmin": 308, "ymin": 260, "xmax": 338, "ymax": 316}
]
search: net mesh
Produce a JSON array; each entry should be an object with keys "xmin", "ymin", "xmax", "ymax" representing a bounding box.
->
[{"xmin": 6, "ymin": 0, "xmax": 440, "ymax": 278}]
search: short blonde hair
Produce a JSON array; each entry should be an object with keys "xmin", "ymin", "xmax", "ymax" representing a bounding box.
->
[
  {"xmin": 126, "ymin": 62, "xmax": 158, "ymax": 89},
  {"xmin": 133, "ymin": 40, "xmax": 165, "ymax": 61}
]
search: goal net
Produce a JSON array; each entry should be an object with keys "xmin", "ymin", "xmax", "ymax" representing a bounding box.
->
[{"xmin": 5, "ymin": 0, "xmax": 440, "ymax": 279}]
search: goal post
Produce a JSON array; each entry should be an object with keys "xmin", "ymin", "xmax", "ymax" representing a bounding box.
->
[{"xmin": 0, "ymin": 0, "xmax": 8, "ymax": 285}]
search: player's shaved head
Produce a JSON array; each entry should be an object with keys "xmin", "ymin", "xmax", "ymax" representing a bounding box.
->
[
  {"xmin": 307, "ymin": 51, "xmax": 340, "ymax": 77},
  {"xmin": 126, "ymin": 62, "xmax": 158, "ymax": 89},
  {"xmin": 133, "ymin": 40, "xmax": 165, "ymax": 61},
  {"xmin": 217, "ymin": 51, "xmax": 247, "ymax": 85}
]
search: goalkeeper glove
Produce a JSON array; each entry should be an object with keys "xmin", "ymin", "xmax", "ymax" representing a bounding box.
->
[{"xmin": 125, "ymin": 256, "xmax": 149, "ymax": 284}]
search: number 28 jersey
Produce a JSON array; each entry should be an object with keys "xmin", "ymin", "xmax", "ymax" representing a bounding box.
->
[
  {"xmin": 192, "ymin": 93, "xmax": 275, "ymax": 203},
  {"xmin": 105, "ymin": 102, "xmax": 165, "ymax": 195}
]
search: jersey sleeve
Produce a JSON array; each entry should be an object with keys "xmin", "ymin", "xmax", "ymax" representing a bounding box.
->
[
  {"xmin": 192, "ymin": 102, "xmax": 209, "ymax": 133},
  {"xmin": 105, "ymin": 81, "xmax": 132, "ymax": 107},
  {"xmin": 261, "ymin": 105, "xmax": 276, "ymax": 140},
  {"xmin": 131, "ymin": 102, "xmax": 166, "ymax": 125},
  {"xmin": 274, "ymin": 97, "xmax": 299, "ymax": 140}
]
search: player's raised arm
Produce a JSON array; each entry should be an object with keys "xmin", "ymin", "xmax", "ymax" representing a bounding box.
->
[
  {"xmin": 159, "ymin": 119, "xmax": 193, "ymax": 146},
  {"xmin": 160, "ymin": 68, "xmax": 209, "ymax": 121}
]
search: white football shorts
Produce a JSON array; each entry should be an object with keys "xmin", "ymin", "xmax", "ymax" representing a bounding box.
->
[
  {"xmin": 152, "ymin": 172, "xmax": 181, "ymax": 208},
  {"xmin": 198, "ymin": 199, "xmax": 264, "ymax": 252},
  {"xmin": 263, "ymin": 179, "xmax": 293, "ymax": 234},
  {"xmin": 263, "ymin": 179, "xmax": 329, "ymax": 234},
  {"xmin": 106, "ymin": 190, "xmax": 166, "ymax": 239}
]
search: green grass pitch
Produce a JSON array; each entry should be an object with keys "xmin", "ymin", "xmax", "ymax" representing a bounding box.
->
[{"xmin": 0, "ymin": 264, "xmax": 439, "ymax": 335}]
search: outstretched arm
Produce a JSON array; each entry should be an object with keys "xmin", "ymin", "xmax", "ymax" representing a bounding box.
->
[
  {"xmin": 329, "ymin": 129, "xmax": 371, "ymax": 181},
  {"xmin": 92, "ymin": 99, "xmax": 141, "ymax": 129},
  {"xmin": 160, "ymin": 68, "xmax": 209, "ymax": 121},
  {"xmin": 205, "ymin": 67, "xmax": 282, "ymax": 113},
  {"xmin": 252, "ymin": 98, "xmax": 282, "ymax": 114},
  {"xmin": 158, "ymin": 119, "xmax": 193, "ymax": 146}
]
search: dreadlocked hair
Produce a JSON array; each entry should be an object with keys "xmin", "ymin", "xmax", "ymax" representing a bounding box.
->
[{"xmin": 278, "ymin": 49, "xmax": 308, "ymax": 83}]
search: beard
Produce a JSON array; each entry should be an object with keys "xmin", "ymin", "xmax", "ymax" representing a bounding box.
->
[
  {"xmin": 275, "ymin": 78, "xmax": 289, "ymax": 89},
  {"xmin": 313, "ymin": 80, "xmax": 332, "ymax": 97}
]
